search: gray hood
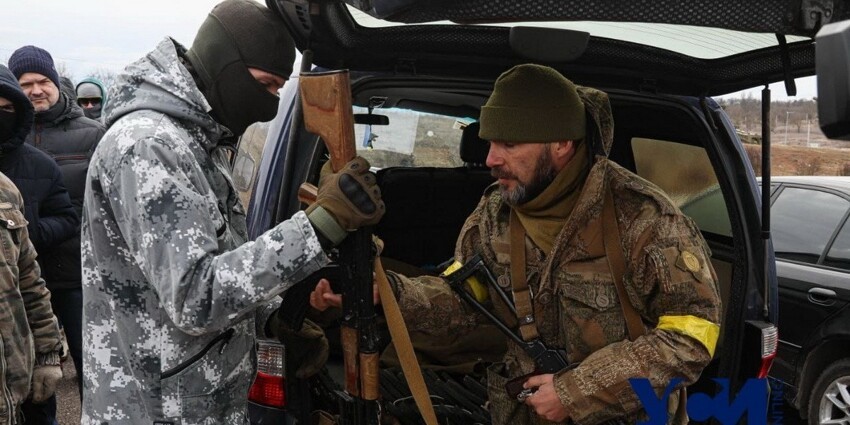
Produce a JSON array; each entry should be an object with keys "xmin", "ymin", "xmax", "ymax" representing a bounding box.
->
[{"xmin": 107, "ymin": 37, "xmax": 226, "ymax": 150}]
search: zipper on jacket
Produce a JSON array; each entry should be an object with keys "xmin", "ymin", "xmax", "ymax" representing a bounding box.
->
[
  {"xmin": 33, "ymin": 124, "xmax": 41, "ymax": 148},
  {"xmin": 52, "ymin": 154, "xmax": 88, "ymax": 162},
  {"xmin": 161, "ymin": 328, "xmax": 235, "ymax": 380},
  {"xmin": 0, "ymin": 336, "xmax": 15, "ymax": 424}
]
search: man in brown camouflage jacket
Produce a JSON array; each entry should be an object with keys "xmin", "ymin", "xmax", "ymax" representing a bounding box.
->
[{"xmin": 312, "ymin": 64, "xmax": 722, "ymax": 425}]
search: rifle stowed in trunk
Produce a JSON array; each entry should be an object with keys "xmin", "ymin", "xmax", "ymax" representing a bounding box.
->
[{"xmin": 299, "ymin": 70, "xmax": 381, "ymax": 425}]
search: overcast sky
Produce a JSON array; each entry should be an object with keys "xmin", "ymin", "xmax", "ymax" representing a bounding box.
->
[
  {"xmin": 1, "ymin": 0, "xmax": 226, "ymax": 81},
  {"xmin": 724, "ymin": 78, "xmax": 817, "ymax": 100},
  {"xmin": 0, "ymin": 0, "xmax": 816, "ymax": 100}
]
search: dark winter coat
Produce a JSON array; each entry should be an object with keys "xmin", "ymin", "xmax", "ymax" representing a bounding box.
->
[
  {"xmin": 0, "ymin": 65, "xmax": 79, "ymax": 280},
  {"xmin": 26, "ymin": 89, "xmax": 104, "ymax": 290}
]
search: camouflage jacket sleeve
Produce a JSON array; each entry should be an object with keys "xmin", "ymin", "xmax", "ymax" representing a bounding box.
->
[
  {"xmin": 554, "ymin": 213, "xmax": 722, "ymax": 425},
  {"xmin": 105, "ymin": 137, "xmax": 327, "ymax": 335},
  {"xmin": 17, "ymin": 199, "xmax": 63, "ymax": 357},
  {"xmin": 388, "ymin": 272, "xmax": 483, "ymax": 336},
  {"xmin": 388, "ymin": 202, "xmax": 489, "ymax": 336},
  {"xmin": 257, "ymin": 297, "xmax": 283, "ymax": 338}
]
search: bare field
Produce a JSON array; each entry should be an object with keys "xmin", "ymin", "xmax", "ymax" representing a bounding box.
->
[{"xmin": 744, "ymin": 141, "xmax": 850, "ymax": 176}]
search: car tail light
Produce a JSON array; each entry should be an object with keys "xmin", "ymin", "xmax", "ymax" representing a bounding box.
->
[
  {"xmin": 248, "ymin": 340, "xmax": 286, "ymax": 408},
  {"xmin": 744, "ymin": 321, "xmax": 778, "ymax": 379},
  {"xmin": 757, "ymin": 324, "xmax": 778, "ymax": 379}
]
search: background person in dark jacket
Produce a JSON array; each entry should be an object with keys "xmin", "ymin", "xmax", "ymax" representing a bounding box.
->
[
  {"xmin": 8, "ymin": 45, "xmax": 102, "ymax": 424},
  {"xmin": 0, "ymin": 63, "xmax": 77, "ymax": 253},
  {"xmin": 0, "ymin": 63, "xmax": 67, "ymax": 425}
]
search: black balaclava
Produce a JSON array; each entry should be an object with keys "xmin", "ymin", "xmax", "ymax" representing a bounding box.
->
[
  {"xmin": 0, "ymin": 110, "xmax": 15, "ymax": 142},
  {"xmin": 185, "ymin": 0, "xmax": 295, "ymax": 136},
  {"xmin": 0, "ymin": 64, "xmax": 35, "ymax": 150}
]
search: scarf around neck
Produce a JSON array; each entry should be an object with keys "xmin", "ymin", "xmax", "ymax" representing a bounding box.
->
[{"xmin": 512, "ymin": 141, "xmax": 589, "ymax": 254}]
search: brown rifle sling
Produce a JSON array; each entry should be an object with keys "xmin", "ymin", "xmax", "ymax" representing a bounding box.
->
[
  {"xmin": 510, "ymin": 211, "xmax": 541, "ymax": 342},
  {"xmin": 374, "ymin": 257, "xmax": 439, "ymax": 425},
  {"xmin": 602, "ymin": 184, "xmax": 646, "ymax": 340},
  {"xmin": 507, "ymin": 184, "xmax": 644, "ymax": 342},
  {"xmin": 604, "ymin": 182, "xmax": 688, "ymax": 418}
]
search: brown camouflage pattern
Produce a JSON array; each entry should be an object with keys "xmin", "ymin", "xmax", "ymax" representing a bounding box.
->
[
  {"xmin": 0, "ymin": 172, "xmax": 63, "ymax": 424},
  {"xmin": 390, "ymin": 87, "xmax": 721, "ymax": 425}
]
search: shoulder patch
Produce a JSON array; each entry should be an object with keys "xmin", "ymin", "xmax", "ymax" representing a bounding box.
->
[{"xmin": 680, "ymin": 250, "xmax": 701, "ymax": 273}]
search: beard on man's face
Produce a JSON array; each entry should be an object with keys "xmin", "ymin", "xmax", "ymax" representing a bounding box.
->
[
  {"xmin": 492, "ymin": 148, "xmax": 558, "ymax": 206},
  {"xmin": 29, "ymin": 94, "xmax": 51, "ymax": 112}
]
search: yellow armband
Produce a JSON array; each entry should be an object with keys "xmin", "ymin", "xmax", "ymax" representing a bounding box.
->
[
  {"xmin": 656, "ymin": 315, "xmax": 720, "ymax": 357},
  {"xmin": 441, "ymin": 261, "xmax": 489, "ymax": 303}
]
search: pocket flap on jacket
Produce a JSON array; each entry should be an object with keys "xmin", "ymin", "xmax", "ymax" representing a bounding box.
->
[{"xmin": 0, "ymin": 207, "xmax": 28, "ymax": 230}]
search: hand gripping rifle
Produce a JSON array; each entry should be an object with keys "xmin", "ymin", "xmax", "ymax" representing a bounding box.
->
[
  {"xmin": 299, "ymin": 70, "xmax": 381, "ymax": 425},
  {"xmin": 445, "ymin": 255, "xmax": 629, "ymax": 424},
  {"xmin": 442, "ymin": 255, "xmax": 571, "ymax": 400},
  {"xmin": 299, "ymin": 70, "xmax": 439, "ymax": 425}
]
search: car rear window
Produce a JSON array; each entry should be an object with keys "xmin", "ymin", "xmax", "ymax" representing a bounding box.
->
[
  {"xmin": 772, "ymin": 187, "xmax": 850, "ymax": 265},
  {"xmin": 353, "ymin": 106, "xmax": 466, "ymax": 169},
  {"xmin": 825, "ymin": 221, "xmax": 850, "ymax": 270}
]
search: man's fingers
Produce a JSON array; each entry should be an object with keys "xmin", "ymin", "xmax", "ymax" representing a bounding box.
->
[
  {"xmin": 309, "ymin": 289, "xmax": 324, "ymax": 310},
  {"xmin": 309, "ymin": 278, "xmax": 343, "ymax": 309},
  {"xmin": 317, "ymin": 278, "xmax": 331, "ymax": 292},
  {"xmin": 310, "ymin": 279, "xmax": 338, "ymax": 310},
  {"xmin": 322, "ymin": 292, "xmax": 343, "ymax": 308},
  {"xmin": 309, "ymin": 283, "xmax": 326, "ymax": 310}
]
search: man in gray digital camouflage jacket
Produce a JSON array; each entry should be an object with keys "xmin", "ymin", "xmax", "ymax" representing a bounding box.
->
[{"xmin": 80, "ymin": 1, "xmax": 384, "ymax": 424}]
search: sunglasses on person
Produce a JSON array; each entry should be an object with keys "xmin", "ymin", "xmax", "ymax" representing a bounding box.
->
[{"xmin": 78, "ymin": 98, "xmax": 102, "ymax": 107}]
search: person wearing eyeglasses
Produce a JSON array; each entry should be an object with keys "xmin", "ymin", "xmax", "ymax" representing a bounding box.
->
[
  {"xmin": 75, "ymin": 77, "xmax": 107, "ymax": 122},
  {"xmin": 7, "ymin": 45, "xmax": 105, "ymax": 424}
]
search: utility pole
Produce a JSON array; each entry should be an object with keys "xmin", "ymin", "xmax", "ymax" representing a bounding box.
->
[
  {"xmin": 784, "ymin": 111, "xmax": 790, "ymax": 144},
  {"xmin": 806, "ymin": 113, "xmax": 811, "ymax": 146}
]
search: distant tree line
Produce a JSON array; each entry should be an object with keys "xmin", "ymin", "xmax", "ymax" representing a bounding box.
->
[{"xmin": 717, "ymin": 94, "xmax": 819, "ymax": 141}]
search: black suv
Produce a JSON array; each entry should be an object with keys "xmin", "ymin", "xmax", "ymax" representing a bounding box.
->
[{"xmin": 233, "ymin": 0, "xmax": 850, "ymax": 422}]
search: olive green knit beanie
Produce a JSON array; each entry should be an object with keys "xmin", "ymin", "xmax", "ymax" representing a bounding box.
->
[{"xmin": 479, "ymin": 64, "xmax": 585, "ymax": 143}]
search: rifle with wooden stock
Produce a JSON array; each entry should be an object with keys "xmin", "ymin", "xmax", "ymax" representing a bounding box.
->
[{"xmin": 299, "ymin": 69, "xmax": 381, "ymax": 425}]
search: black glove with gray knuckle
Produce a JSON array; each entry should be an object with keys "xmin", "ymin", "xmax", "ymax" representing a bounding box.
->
[{"xmin": 306, "ymin": 156, "xmax": 385, "ymax": 249}]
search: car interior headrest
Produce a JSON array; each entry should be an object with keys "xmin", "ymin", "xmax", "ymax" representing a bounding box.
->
[{"xmin": 460, "ymin": 122, "xmax": 490, "ymax": 166}]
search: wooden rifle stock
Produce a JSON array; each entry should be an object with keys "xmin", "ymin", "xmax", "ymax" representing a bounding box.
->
[
  {"xmin": 299, "ymin": 71, "xmax": 357, "ymax": 172},
  {"xmin": 299, "ymin": 69, "xmax": 380, "ymax": 424}
]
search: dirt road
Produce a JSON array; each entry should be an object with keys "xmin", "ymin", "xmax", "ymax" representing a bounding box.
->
[{"xmin": 56, "ymin": 360, "xmax": 81, "ymax": 424}]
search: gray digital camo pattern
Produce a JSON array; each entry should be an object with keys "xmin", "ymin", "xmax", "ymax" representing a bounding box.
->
[
  {"xmin": 0, "ymin": 172, "xmax": 63, "ymax": 425},
  {"xmin": 390, "ymin": 87, "xmax": 721, "ymax": 425},
  {"xmin": 80, "ymin": 38, "xmax": 328, "ymax": 425}
]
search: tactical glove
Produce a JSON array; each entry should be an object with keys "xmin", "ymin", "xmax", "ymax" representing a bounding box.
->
[
  {"xmin": 306, "ymin": 157, "xmax": 385, "ymax": 247},
  {"xmin": 276, "ymin": 318, "xmax": 330, "ymax": 379},
  {"xmin": 31, "ymin": 364, "xmax": 62, "ymax": 403}
]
